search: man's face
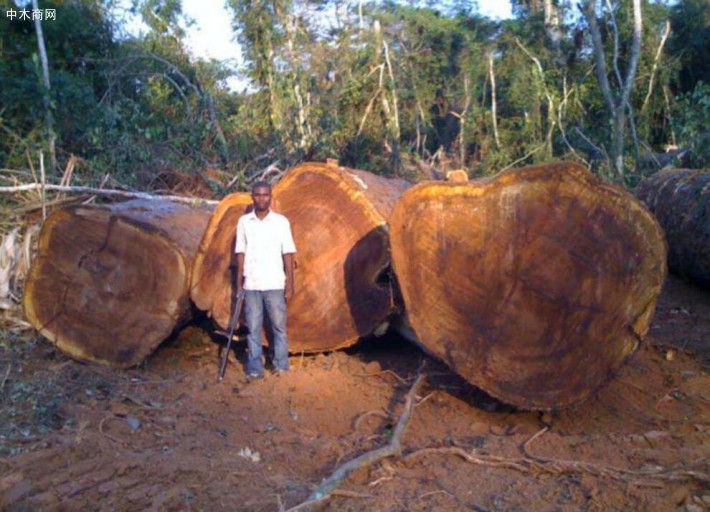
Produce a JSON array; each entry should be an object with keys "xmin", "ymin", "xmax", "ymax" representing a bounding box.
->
[{"xmin": 252, "ymin": 186, "xmax": 272, "ymax": 212}]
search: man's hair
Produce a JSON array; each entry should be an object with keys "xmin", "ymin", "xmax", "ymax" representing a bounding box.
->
[{"xmin": 251, "ymin": 180, "xmax": 272, "ymax": 193}]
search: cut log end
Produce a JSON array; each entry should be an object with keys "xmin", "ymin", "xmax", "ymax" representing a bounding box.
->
[
  {"xmin": 273, "ymin": 163, "xmax": 406, "ymax": 351},
  {"xmin": 390, "ymin": 162, "xmax": 667, "ymax": 410},
  {"xmin": 190, "ymin": 192, "xmax": 253, "ymax": 324},
  {"xmin": 190, "ymin": 163, "xmax": 410, "ymax": 353},
  {"xmin": 24, "ymin": 201, "xmax": 212, "ymax": 368}
]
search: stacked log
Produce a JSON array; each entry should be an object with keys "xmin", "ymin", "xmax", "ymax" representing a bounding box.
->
[
  {"xmin": 191, "ymin": 162, "xmax": 411, "ymax": 352},
  {"xmin": 24, "ymin": 200, "xmax": 213, "ymax": 367},
  {"xmin": 636, "ymin": 169, "xmax": 710, "ymax": 287},
  {"xmin": 446, "ymin": 170, "xmax": 469, "ymax": 182},
  {"xmin": 390, "ymin": 162, "xmax": 667, "ymax": 410}
]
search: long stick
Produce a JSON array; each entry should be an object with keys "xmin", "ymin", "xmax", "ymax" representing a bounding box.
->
[
  {"xmin": 219, "ymin": 289, "xmax": 246, "ymax": 381},
  {"xmin": 0, "ymin": 183, "xmax": 219, "ymax": 206}
]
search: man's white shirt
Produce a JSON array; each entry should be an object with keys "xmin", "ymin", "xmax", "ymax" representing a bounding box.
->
[{"xmin": 235, "ymin": 210, "xmax": 296, "ymax": 291}]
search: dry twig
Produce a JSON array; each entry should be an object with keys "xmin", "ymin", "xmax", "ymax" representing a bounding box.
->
[
  {"xmin": 354, "ymin": 369, "xmax": 407, "ymax": 384},
  {"xmin": 353, "ymin": 409, "xmax": 393, "ymax": 432},
  {"xmin": 98, "ymin": 415, "xmax": 128, "ymax": 446}
]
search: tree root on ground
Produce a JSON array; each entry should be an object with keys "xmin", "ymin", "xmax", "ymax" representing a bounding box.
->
[
  {"xmin": 285, "ymin": 370, "xmax": 425, "ymax": 512},
  {"xmin": 286, "ymin": 371, "xmax": 708, "ymax": 511},
  {"xmin": 405, "ymin": 426, "xmax": 710, "ymax": 485}
]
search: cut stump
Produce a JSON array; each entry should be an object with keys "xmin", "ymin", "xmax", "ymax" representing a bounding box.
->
[
  {"xmin": 24, "ymin": 200, "xmax": 213, "ymax": 367},
  {"xmin": 636, "ymin": 168, "xmax": 710, "ymax": 287},
  {"xmin": 390, "ymin": 162, "xmax": 667, "ymax": 410}
]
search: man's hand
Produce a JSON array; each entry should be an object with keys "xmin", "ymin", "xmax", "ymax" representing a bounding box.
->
[{"xmin": 284, "ymin": 286, "xmax": 295, "ymax": 303}]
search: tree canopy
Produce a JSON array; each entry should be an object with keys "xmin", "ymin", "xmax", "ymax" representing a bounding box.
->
[{"xmin": 1, "ymin": 0, "xmax": 707, "ymax": 192}]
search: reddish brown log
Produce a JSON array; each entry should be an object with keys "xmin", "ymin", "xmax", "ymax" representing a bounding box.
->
[
  {"xmin": 273, "ymin": 162, "xmax": 410, "ymax": 351},
  {"xmin": 636, "ymin": 168, "xmax": 710, "ymax": 287},
  {"xmin": 390, "ymin": 162, "xmax": 667, "ymax": 410},
  {"xmin": 446, "ymin": 170, "xmax": 469, "ymax": 182},
  {"xmin": 190, "ymin": 192, "xmax": 253, "ymax": 324},
  {"xmin": 24, "ymin": 200, "xmax": 213, "ymax": 367},
  {"xmin": 190, "ymin": 162, "xmax": 410, "ymax": 352}
]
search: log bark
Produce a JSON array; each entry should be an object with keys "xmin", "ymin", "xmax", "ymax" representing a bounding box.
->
[
  {"xmin": 24, "ymin": 200, "xmax": 213, "ymax": 367},
  {"xmin": 190, "ymin": 162, "xmax": 410, "ymax": 352},
  {"xmin": 389, "ymin": 162, "xmax": 666, "ymax": 410},
  {"xmin": 190, "ymin": 192, "xmax": 253, "ymax": 324},
  {"xmin": 636, "ymin": 169, "xmax": 710, "ymax": 287}
]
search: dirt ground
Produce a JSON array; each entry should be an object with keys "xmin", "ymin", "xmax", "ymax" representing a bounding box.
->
[{"xmin": 1, "ymin": 275, "xmax": 709, "ymax": 512}]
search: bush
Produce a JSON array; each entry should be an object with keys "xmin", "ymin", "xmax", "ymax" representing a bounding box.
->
[{"xmin": 673, "ymin": 82, "xmax": 710, "ymax": 168}]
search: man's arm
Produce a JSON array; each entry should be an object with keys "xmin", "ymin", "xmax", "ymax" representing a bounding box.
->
[
  {"xmin": 281, "ymin": 217, "xmax": 297, "ymax": 303},
  {"xmin": 235, "ymin": 217, "xmax": 247, "ymax": 294},
  {"xmin": 283, "ymin": 253, "xmax": 295, "ymax": 302}
]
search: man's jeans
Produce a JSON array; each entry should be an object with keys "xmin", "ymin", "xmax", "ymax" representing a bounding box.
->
[{"xmin": 244, "ymin": 290, "xmax": 289, "ymax": 376}]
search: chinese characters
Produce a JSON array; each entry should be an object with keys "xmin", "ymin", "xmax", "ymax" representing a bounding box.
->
[{"xmin": 5, "ymin": 9, "xmax": 57, "ymax": 21}]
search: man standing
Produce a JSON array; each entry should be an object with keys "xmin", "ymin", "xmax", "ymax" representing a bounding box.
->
[{"xmin": 235, "ymin": 181, "xmax": 296, "ymax": 379}]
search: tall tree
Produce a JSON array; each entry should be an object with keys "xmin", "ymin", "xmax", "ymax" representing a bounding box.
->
[
  {"xmin": 32, "ymin": 0, "xmax": 57, "ymax": 171},
  {"xmin": 582, "ymin": 0, "xmax": 642, "ymax": 178},
  {"xmin": 512, "ymin": 0, "xmax": 563, "ymax": 53},
  {"xmin": 227, "ymin": 0, "xmax": 291, "ymax": 133}
]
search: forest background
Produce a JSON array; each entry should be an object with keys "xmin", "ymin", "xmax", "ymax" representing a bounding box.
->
[{"xmin": 1, "ymin": 0, "xmax": 709, "ymax": 200}]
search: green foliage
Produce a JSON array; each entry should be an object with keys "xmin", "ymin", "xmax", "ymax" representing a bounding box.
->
[
  {"xmin": 668, "ymin": 0, "xmax": 710, "ymax": 94},
  {"xmin": 1, "ymin": 0, "xmax": 708, "ymax": 193},
  {"xmin": 1, "ymin": 0, "xmax": 237, "ymax": 189},
  {"xmin": 673, "ymin": 82, "xmax": 710, "ymax": 168}
]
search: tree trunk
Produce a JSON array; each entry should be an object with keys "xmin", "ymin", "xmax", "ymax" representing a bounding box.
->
[
  {"xmin": 544, "ymin": 0, "xmax": 561, "ymax": 53},
  {"xmin": 24, "ymin": 200, "xmax": 213, "ymax": 367},
  {"xmin": 583, "ymin": 0, "xmax": 643, "ymax": 178},
  {"xmin": 32, "ymin": 0, "xmax": 56, "ymax": 171},
  {"xmin": 389, "ymin": 162, "xmax": 666, "ymax": 410},
  {"xmin": 191, "ymin": 162, "xmax": 411, "ymax": 352},
  {"xmin": 190, "ymin": 192, "xmax": 253, "ymax": 324},
  {"xmin": 636, "ymin": 169, "xmax": 710, "ymax": 287}
]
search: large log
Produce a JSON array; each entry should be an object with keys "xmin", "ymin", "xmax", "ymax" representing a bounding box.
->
[
  {"xmin": 273, "ymin": 163, "xmax": 410, "ymax": 351},
  {"xmin": 636, "ymin": 168, "xmax": 710, "ymax": 287},
  {"xmin": 190, "ymin": 162, "xmax": 411, "ymax": 352},
  {"xmin": 190, "ymin": 192, "xmax": 253, "ymax": 323},
  {"xmin": 24, "ymin": 200, "xmax": 213, "ymax": 367},
  {"xmin": 390, "ymin": 162, "xmax": 667, "ymax": 410}
]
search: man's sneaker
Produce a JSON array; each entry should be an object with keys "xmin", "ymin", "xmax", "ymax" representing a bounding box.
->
[
  {"xmin": 242, "ymin": 372, "xmax": 264, "ymax": 383},
  {"xmin": 271, "ymin": 368, "xmax": 289, "ymax": 376}
]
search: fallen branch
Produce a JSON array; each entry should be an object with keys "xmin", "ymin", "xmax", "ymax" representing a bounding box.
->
[
  {"xmin": 354, "ymin": 369, "xmax": 407, "ymax": 384},
  {"xmin": 287, "ymin": 370, "xmax": 426, "ymax": 512},
  {"xmin": 405, "ymin": 427, "xmax": 710, "ymax": 485},
  {"xmin": 0, "ymin": 183, "xmax": 219, "ymax": 206}
]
